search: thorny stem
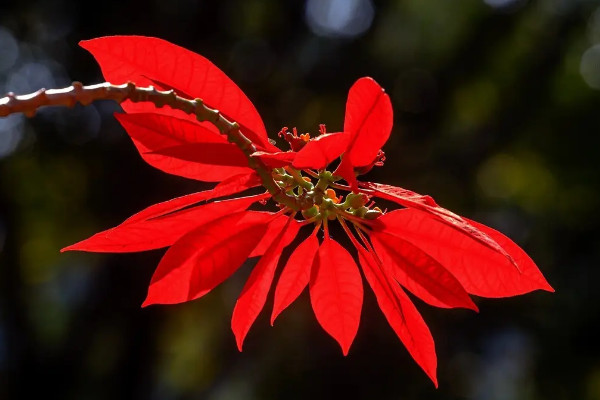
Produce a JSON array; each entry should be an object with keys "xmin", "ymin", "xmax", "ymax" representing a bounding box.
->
[{"xmin": 0, "ymin": 82, "xmax": 309, "ymax": 211}]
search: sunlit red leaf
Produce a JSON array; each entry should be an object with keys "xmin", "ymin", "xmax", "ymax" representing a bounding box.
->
[
  {"xmin": 465, "ymin": 218, "xmax": 554, "ymax": 295},
  {"xmin": 292, "ymin": 132, "xmax": 349, "ymax": 170},
  {"xmin": 80, "ymin": 36, "xmax": 275, "ymax": 151},
  {"xmin": 344, "ymin": 77, "xmax": 393, "ymax": 167},
  {"xmin": 310, "ymin": 236, "xmax": 363, "ymax": 355},
  {"xmin": 363, "ymin": 182, "xmax": 516, "ymax": 265},
  {"xmin": 334, "ymin": 156, "xmax": 359, "ymax": 192},
  {"xmin": 370, "ymin": 231, "xmax": 477, "ymax": 310},
  {"xmin": 249, "ymin": 214, "xmax": 301, "ymax": 258},
  {"xmin": 251, "ymin": 151, "xmax": 296, "ymax": 169},
  {"xmin": 150, "ymin": 142, "xmax": 249, "ymax": 167},
  {"xmin": 271, "ymin": 231, "xmax": 319, "ymax": 324},
  {"xmin": 116, "ymin": 112, "xmax": 252, "ymax": 181},
  {"xmin": 232, "ymin": 215, "xmax": 299, "ymax": 350},
  {"xmin": 356, "ymin": 245, "xmax": 438, "ymax": 387},
  {"xmin": 62, "ymin": 193, "xmax": 269, "ymax": 253},
  {"xmin": 143, "ymin": 211, "xmax": 276, "ymax": 306},
  {"xmin": 378, "ymin": 209, "xmax": 553, "ymax": 297},
  {"xmin": 208, "ymin": 172, "xmax": 262, "ymax": 199}
]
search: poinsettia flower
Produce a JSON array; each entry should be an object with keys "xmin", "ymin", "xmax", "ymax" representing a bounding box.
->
[{"xmin": 65, "ymin": 35, "xmax": 553, "ymax": 387}]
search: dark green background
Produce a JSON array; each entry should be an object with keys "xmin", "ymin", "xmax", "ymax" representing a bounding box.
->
[{"xmin": 0, "ymin": 0, "xmax": 598, "ymax": 399}]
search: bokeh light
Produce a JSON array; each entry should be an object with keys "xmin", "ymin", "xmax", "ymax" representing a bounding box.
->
[
  {"xmin": 305, "ymin": 0, "xmax": 374, "ymax": 39},
  {"xmin": 580, "ymin": 44, "xmax": 600, "ymax": 89}
]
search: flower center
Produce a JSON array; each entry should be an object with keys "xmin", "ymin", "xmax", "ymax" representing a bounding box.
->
[{"xmin": 271, "ymin": 166, "xmax": 382, "ymax": 226}]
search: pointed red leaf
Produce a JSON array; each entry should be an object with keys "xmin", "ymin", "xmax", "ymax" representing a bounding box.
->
[
  {"xmin": 251, "ymin": 151, "xmax": 296, "ymax": 169},
  {"xmin": 334, "ymin": 156, "xmax": 359, "ymax": 192},
  {"xmin": 209, "ymin": 172, "xmax": 262, "ymax": 198},
  {"xmin": 356, "ymin": 246, "xmax": 437, "ymax": 387},
  {"xmin": 150, "ymin": 143, "xmax": 249, "ymax": 167},
  {"xmin": 344, "ymin": 77, "xmax": 393, "ymax": 167},
  {"xmin": 363, "ymin": 182, "xmax": 516, "ymax": 265},
  {"xmin": 370, "ymin": 231, "xmax": 477, "ymax": 311},
  {"xmin": 62, "ymin": 193, "xmax": 269, "ymax": 253},
  {"xmin": 378, "ymin": 209, "xmax": 553, "ymax": 297},
  {"xmin": 143, "ymin": 211, "xmax": 275, "ymax": 306},
  {"xmin": 271, "ymin": 232, "xmax": 319, "ymax": 324},
  {"xmin": 231, "ymin": 215, "xmax": 299, "ymax": 350},
  {"xmin": 310, "ymin": 237, "xmax": 363, "ymax": 355},
  {"xmin": 292, "ymin": 132, "xmax": 350, "ymax": 170},
  {"xmin": 249, "ymin": 215, "xmax": 300, "ymax": 258},
  {"xmin": 80, "ymin": 36, "xmax": 275, "ymax": 151},
  {"xmin": 115, "ymin": 113, "xmax": 252, "ymax": 181},
  {"xmin": 465, "ymin": 218, "xmax": 554, "ymax": 294}
]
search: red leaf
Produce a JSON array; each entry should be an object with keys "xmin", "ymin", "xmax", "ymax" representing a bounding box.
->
[
  {"xmin": 363, "ymin": 182, "xmax": 516, "ymax": 266},
  {"xmin": 232, "ymin": 215, "xmax": 299, "ymax": 350},
  {"xmin": 249, "ymin": 214, "xmax": 301, "ymax": 258},
  {"xmin": 344, "ymin": 77, "xmax": 393, "ymax": 167},
  {"xmin": 209, "ymin": 172, "xmax": 262, "ymax": 199},
  {"xmin": 271, "ymin": 232, "xmax": 319, "ymax": 324},
  {"xmin": 292, "ymin": 132, "xmax": 350, "ymax": 170},
  {"xmin": 378, "ymin": 209, "xmax": 553, "ymax": 297},
  {"xmin": 334, "ymin": 156, "xmax": 359, "ymax": 192},
  {"xmin": 465, "ymin": 218, "xmax": 554, "ymax": 295},
  {"xmin": 143, "ymin": 211, "xmax": 275, "ymax": 306},
  {"xmin": 370, "ymin": 231, "xmax": 477, "ymax": 311},
  {"xmin": 356, "ymin": 247, "xmax": 438, "ymax": 387},
  {"xmin": 80, "ymin": 36, "xmax": 275, "ymax": 151},
  {"xmin": 150, "ymin": 143, "xmax": 249, "ymax": 167},
  {"xmin": 251, "ymin": 151, "xmax": 296, "ymax": 169},
  {"xmin": 62, "ymin": 193, "xmax": 269, "ymax": 253},
  {"xmin": 116, "ymin": 113, "xmax": 252, "ymax": 181},
  {"xmin": 310, "ymin": 237, "xmax": 363, "ymax": 355}
]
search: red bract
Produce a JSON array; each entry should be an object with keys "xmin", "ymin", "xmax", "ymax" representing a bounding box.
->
[{"xmin": 66, "ymin": 36, "xmax": 553, "ymax": 387}]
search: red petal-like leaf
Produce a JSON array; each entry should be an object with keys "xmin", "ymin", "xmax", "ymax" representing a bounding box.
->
[
  {"xmin": 292, "ymin": 132, "xmax": 350, "ymax": 170},
  {"xmin": 151, "ymin": 143, "xmax": 248, "ymax": 167},
  {"xmin": 62, "ymin": 193, "xmax": 269, "ymax": 253},
  {"xmin": 378, "ymin": 209, "xmax": 553, "ymax": 297},
  {"xmin": 271, "ymin": 232, "xmax": 319, "ymax": 324},
  {"xmin": 310, "ymin": 237, "xmax": 363, "ymax": 355},
  {"xmin": 334, "ymin": 156, "xmax": 359, "ymax": 192},
  {"xmin": 465, "ymin": 218, "xmax": 554, "ymax": 295},
  {"xmin": 356, "ymin": 246, "xmax": 438, "ymax": 387},
  {"xmin": 143, "ymin": 211, "xmax": 275, "ymax": 306},
  {"xmin": 249, "ymin": 214, "xmax": 301, "ymax": 258},
  {"xmin": 116, "ymin": 113, "xmax": 252, "ymax": 181},
  {"xmin": 232, "ymin": 215, "xmax": 299, "ymax": 350},
  {"xmin": 80, "ymin": 36, "xmax": 275, "ymax": 151},
  {"xmin": 208, "ymin": 172, "xmax": 262, "ymax": 199},
  {"xmin": 363, "ymin": 182, "xmax": 516, "ymax": 266},
  {"xmin": 344, "ymin": 77, "xmax": 393, "ymax": 167},
  {"xmin": 251, "ymin": 151, "xmax": 296, "ymax": 169},
  {"xmin": 371, "ymin": 231, "xmax": 477, "ymax": 311}
]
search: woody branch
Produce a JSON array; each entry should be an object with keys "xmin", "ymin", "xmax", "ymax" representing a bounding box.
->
[{"xmin": 0, "ymin": 82, "xmax": 308, "ymax": 211}]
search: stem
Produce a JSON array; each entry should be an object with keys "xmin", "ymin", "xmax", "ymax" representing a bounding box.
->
[
  {"xmin": 0, "ymin": 82, "xmax": 309, "ymax": 210},
  {"xmin": 304, "ymin": 169, "xmax": 353, "ymax": 193},
  {"xmin": 284, "ymin": 166, "xmax": 313, "ymax": 191},
  {"xmin": 333, "ymin": 208, "xmax": 374, "ymax": 227}
]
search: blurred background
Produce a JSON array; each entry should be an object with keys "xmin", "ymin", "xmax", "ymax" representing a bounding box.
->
[{"xmin": 0, "ymin": 0, "xmax": 598, "ymax": 398}]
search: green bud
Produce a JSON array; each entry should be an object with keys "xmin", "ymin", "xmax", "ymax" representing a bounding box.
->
[
  {"xmin": 302, "ymin": 206, "xmax": 319, "ymax": 219},
  {"xmin": 354, "ymin": 206, "xmax": 368, "ymax": 217},
  {"xmin": 364, "ymin": 209, "xmax": 382, "ymax": 220},
  {"xmin": 346, "ymin": 193, "xmax": 369, "ymax": 209}
]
